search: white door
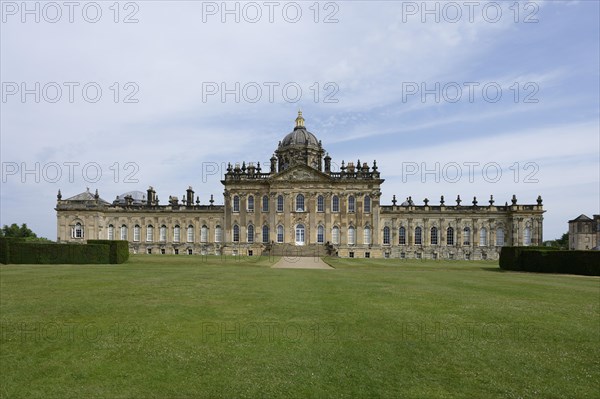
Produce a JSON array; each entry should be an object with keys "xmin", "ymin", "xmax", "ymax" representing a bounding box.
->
[{"xmin": 295, "ymin": 224, "xmax": 305, "ymax": 245}]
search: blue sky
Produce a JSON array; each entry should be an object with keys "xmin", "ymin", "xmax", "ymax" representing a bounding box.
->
[{"xmin": 1, "ymin": 0, "xmax": 598, "ymax": 240}]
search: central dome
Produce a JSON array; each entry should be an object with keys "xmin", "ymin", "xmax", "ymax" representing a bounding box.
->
[{"xmin": 279, "ymin": 111, "xmax": 320, "ymax": 148}]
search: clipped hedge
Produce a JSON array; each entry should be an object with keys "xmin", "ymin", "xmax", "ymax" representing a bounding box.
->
[
  {"xmin": 87, "ymin": 240, "xmax": 129, "ymax": 264},
  {"xmin": 6, "ymin": 242, "xmax": 110, "ymax": 264},
  {"xmin": 0, "ymin": 238, "xmax": 128, "ymax": 264},
  {"xmin": 500, "ymin": 246, "xmax": 600, "ymax": 276}
]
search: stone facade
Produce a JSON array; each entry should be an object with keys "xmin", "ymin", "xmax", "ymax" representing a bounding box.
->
[
  {"xmin": 56, "ymin": 112, "xmax": 545, "ymax": 259},
  {"xmin": 568, "ymin": 214, "xmax": 600, "ymax": 250}
]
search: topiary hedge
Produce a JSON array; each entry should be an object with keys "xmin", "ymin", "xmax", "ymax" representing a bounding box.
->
[
  {"xmin": 500, "ymin": 246, "xmax": 599, "ymax": 276},
  {"xmin": 87, "ymin": 240, "xmax": 129, "ymax": 264}
]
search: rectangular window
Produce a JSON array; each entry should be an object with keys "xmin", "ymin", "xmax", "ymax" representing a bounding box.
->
[
  {"xmin": 317, "ymin": 196, "xmax": 324, "ymax": 212},
  {"xmin": 146, "ymin": 226, "xmax": 153, "ymax": 242},
  {"xmin": 364, "ymin": 196, "xmax": 371, "ymax": 213},
  {"xmin": 277, "ymin": 196, "xmax": 284, "ymax": 212},
  {"xmin": 415, "ymin": 228, "xmax": 422, "ymax": 245},
  {"xmin": 174, "ymin": 249, "xmax": 179, "ymax": 255},
  {"xmin": 349, "ymin": 251, "xmax": 354, "ymax": 258},
  {"xmin": 262, "ymin": 196, "xmax": 269, "ymax": 212},
  {"xmin": 317, "ymin": 226, "xmax": 324, "ymax": 244},
  {"xmin": 133, "ymin": 226, "xmax": 140, "ymax": 242},
  {"xmin": 348, "ymin": 196, "xmax": 355, "ymax": 213},
  {"xmin": 365, "ymin": 252, "xmax": 370, "ymax": 258}
]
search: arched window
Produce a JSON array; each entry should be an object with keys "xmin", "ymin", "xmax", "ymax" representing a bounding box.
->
[
  {"xmin": 160, "ymin": 225, "xmax": 167, "ymax": 242},
  {"xmin": 247, "ymin": 224, "xmax": 254, "ymax": 243},
  {"xmin": 173, "ymin": 225, "xmax": 181, "ymax": 243},
  {"xmin": 348, "ymin": 196, "xmax": 355, "ymax": 213},
  {"xmin": 348, "ymin": 226, "xmax": 355, "ymax": 245},
  {"xmin": 496, "ymin": 228, "xmax": 504, "ymax": 246},
  {"xmin": 317, "ymin": 195, "xmax": 324, "ymax": 212},
  {"xmin": 187, "ymin": 225, "xmax": 194, "ymax": 243},
  {"xmin": 479, "ymin": 227, "xmax": 487, "ymax": 246},
  {"xmin": 277, "ymin": 195, "xmax": 284, "ymax": 212},
  {"xmin": 383, "ymin": 226, "xmax": 390, "ymax": 245},
  {"xmin": 399, "ymin": 227, "xmax": 406, "ymax": 245},
  {"xmin": 215, "ymin": 225, "xmax": 222, "ymax": 243},
  {"xmin": 247, "ymin": 195, "xmax": 254, "ymax": 212},
  {"xmin": 233, "ymin": 225, "xmax": 240, "ymax": 243},
  {"xmin": 262, "ymin": 195, "xmax": 269, "ymax": 212},
  {"xmin": 447, "ymin": 227, "xmax": 454, "ymax": 246},
  {"xmin": 317, "ymin": 225, "xmax": 324, "ymax": 243},
  {"xmin": 134, "ymin": 225, "xmax": 141, "ymax": 242},
  {"xmin": 296, "ymin": 194, "xmax": 305, "ymax": 212},
  {"xmin": 201, "ymin": 225, "xmax": 208, "ymax": 243},
  {"xmin": 431, "ymin": 227, "xmax": 438, "ymax": 245},
  {"xmin": 364, "ymin": 196, "xmax": 371, "ymax": 213},
  {"xmin": 463, "ymin": 227, "xmax": 471, "ymax": 245},
  {"xmin": 233, "ymin": 195, "xmax": 240, "ymax": 212},
  {"xmin": 262, "ymin": 225, "xmax": 269, "ymax": 243},
  {"xmin": 332, "ymin": 196, "xmax": 340, "ymax": 212},
  {"xmin": 415, "ymin": 227, "xmax": 422, "ymax": 245},
  {"xmin": 364, "ymin": 226, "xmax": 371, "ymax": 245},
  {"xmin": 108, "ymin": 224, "xmax": 114, "ymax": 240},
  {"xmin": 276, "ymin": 225, "xmax": 284, "ymax": 243},
  {"xmin": 332, "ymin": 226, "xmax": 340, "ymax": 244},
  {"xmin": 524, "ymin": 227, "xmax": 531, "ymax": 246},
  {"xmin": 73, "ymin": 223, "xmax": 84, "ymax": 239},
  {"xmin": 146, "ymin": 225, "xmax": 153, "ymax": 242},
  {"xmin": 120, "ymin": 225, "xmax": 128, "ymax": 241}
]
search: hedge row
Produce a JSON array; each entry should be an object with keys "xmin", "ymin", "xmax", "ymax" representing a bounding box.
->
[
  {"xmin": 500, "ymin": 247, "xmax": 600, "ymax": 276},
  {"xmin": 87, "ymin": 240, "xmax": 129, "ymax": 264},
  {"xmin": 0, "ymin": 238, "xmax": 129, "ymax": 264}
]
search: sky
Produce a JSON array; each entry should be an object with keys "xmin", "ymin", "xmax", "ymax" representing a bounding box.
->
[{"xmin": 1, "ymin": 0, "xmax": 598, "ymax": 241}]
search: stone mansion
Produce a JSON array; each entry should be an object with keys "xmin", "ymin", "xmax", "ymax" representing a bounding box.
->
[{"xmin": 56, "ymin": 112, "xmax": 545, "ymax": 259}]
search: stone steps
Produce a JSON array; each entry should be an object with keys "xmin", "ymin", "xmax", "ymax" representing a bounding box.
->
[{"xmin": 263, "ymin": 243, "xmax": 331, "ymax": 257}]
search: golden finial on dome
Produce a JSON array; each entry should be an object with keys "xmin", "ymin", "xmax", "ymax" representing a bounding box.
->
[{"xmin": 295, "ymin": 110, "xmax": 305, "ymax": 128}]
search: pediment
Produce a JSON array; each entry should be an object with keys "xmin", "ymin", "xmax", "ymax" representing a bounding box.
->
[{"xmin": 270, "ymin": 164, "xmax": 332, "ymax": 183}]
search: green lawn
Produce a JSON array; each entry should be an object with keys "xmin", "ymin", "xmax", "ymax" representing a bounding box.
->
[{"xmin": 1, "ymin": 256, "xmax": 599, "ymax": 398}]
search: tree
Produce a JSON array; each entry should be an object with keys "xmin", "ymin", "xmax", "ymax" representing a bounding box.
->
[
  {"xmin": 1, "ymin": 223, "xmax": 37, "ymax": 238},
  {"xmin": 0, "ymin": 223, "xmax": 51, "ymax": 242},
  {"xmin": 556, "ymin": 232, "xmax": 569, "ymax": 249}
]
